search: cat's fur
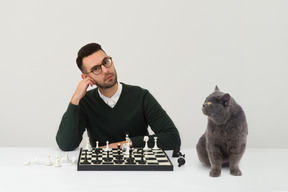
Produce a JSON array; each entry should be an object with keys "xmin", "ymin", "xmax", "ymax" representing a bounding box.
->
[{"xmin": 196, "ymin": 86, "xmax": 248, "ymax": 177}]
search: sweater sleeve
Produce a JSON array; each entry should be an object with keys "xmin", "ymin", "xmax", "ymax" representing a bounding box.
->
[
  {"xmin": 56, "ymin": 103, "xmax": 87, "ymax": 151},
  {"xmin": 131, "ymin": 91, "xmax": 181, "ymax": 150}
]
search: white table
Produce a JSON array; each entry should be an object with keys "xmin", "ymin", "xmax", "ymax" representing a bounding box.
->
[{"xmin": 0, "ymin": 148, "xmax": 287, "ymax": 192}]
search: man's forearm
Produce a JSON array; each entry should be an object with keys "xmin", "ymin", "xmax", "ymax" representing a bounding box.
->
[{"xmin": 56, "ymin": 103, "xmax": 86, "ymax": 151}]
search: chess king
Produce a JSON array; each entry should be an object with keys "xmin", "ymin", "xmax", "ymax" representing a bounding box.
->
[{"xmin": 56, "ymin": 43, "xmax": 181, "ymax": 151}]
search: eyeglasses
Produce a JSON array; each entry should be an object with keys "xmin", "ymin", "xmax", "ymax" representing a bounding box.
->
[{"xmin": 88, "ymin": 57, "xmax": 113, "ymax": 75}]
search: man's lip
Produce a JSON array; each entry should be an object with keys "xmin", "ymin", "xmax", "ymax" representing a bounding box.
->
[{"xmin": 105, "ymin": 75, "xmax": 113, "ymax": 81}]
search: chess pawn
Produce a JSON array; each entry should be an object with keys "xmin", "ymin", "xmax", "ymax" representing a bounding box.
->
[
  {"xmin": 104, "ymin": 141, "xmax": 111, "ymax": 152},
  {"xmin": 30, "ymin": 157, "xmax": 40, "ymax": 165},
  {"xmin": 143, "ymin": 136, "xmax": 150, "ymax": 151},
  {"xmin": 24, "ymin": 161, "xmax": 30, "ymax": 166},
  {"xmin": 24, "ymin": 157, "xmax": 39, "ymax": 166},
  {"xmin": 46, "ymin": 155, "xmax": 53, "ymax": 166},
  {"xmin": 153, "ymin": 137, "xmax": 159, "ymax": 150}
]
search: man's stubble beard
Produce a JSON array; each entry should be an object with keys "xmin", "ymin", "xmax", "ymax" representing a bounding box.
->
[{"xmin": 96, "ymin": 72, "xmax": 118, "ymax": 89}]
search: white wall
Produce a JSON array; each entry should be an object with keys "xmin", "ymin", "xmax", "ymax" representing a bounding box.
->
[{"xmin": 0, "ymin": 0, "xmax": 287, "ymax": 148}]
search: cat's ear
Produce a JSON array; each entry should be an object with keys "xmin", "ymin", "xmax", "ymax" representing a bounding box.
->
[
  {"xmin": 221, "ymin": 93, "xmax": 230, "ymax": 105},
  {"xmin": 214, "ymin": 85, "xmax": 220, "ymax": 92}
]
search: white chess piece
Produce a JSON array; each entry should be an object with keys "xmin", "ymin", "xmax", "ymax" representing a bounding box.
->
[
  {"xmin": 46, "ymin": 155, "xmax": 53, "ymax": 166},
  {"xmin": 125, "ymin": 133, "xmax": 129, "ymax": 142},
  {"xmin": 123, "ymin": 137, "xmax": 131, "ymax": 155},
  {"xmin": 153, "ymin": 137, "xmax": 159, "ymax": 150},
  {"xmin": 95, "ymin": 141, "xmax": 99, "ymax": 149},
  {"xmin": 24, "ymin": 161, "xmax": 30, "ymax": 166},
  {"xmin": 84, "ymin": 136, "xmax": 92, "ymax": 151},
  {"xmin": 70, "ymin": 157, "xmax": 76, "ymax": 166},
  {"xmin": 32, "ymin": 157, "xmax": 39, "ymax": 164},
  {"xmin": 24, "ymin": 157, "xmax": 39, "ymax": 166},
  {"xmin": 143, "ymin": 136, "xmax": 150, "ymax": 151},
  {"xmin": 54, "ymin": 156, "xmax": 61, "ymax": 167},
  {"xmin": 61, "ymin": 154, "xmax": 70, "ymax": 163},
  {"xmin": 104, "ymin": 141, "xmax": 111, "ymax": 152}
]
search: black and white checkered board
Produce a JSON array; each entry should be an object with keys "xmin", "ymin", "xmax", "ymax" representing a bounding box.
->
[{"xmin": 77, "ymin": 148, "xmax": 173, "ymax": 171}]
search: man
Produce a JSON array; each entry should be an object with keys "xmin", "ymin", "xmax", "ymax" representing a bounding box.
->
[{"xmin": 56, "ymin": 43, "xmax": 181, "ymax": 151}]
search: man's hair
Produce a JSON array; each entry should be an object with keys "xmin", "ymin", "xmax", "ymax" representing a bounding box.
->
[{"xmin": 76, "ymin": 43, "xmax": 105, "ymax": 72}]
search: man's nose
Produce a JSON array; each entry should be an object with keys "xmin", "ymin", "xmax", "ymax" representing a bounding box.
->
[{"xmin": 101, "ymin": 65, "xmax": 109, "ymax": 73}]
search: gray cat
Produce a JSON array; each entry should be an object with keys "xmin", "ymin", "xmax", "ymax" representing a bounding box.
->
[{"xmin": 196, "ymin": 86, "xmax": 248, "ymax": 177}]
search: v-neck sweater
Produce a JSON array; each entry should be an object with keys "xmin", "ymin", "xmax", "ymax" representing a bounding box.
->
[{"xmin": 56, "ymin": 83, "xmax": 181, "ymax": 151}]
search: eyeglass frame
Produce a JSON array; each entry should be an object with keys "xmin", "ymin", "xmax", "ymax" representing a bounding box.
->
[{"xmin": 86, "ymin": 56, "xmax": 113, "ymax": 75}]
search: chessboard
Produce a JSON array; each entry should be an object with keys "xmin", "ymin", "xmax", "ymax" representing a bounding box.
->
[{"xmin": 77, "ymin": 147, "xmax": 173, "ymax": 171}]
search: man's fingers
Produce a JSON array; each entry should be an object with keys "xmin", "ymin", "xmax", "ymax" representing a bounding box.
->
[{"xmin": 84, "ymin": 77, "xmax": 96, "ymax": 86}]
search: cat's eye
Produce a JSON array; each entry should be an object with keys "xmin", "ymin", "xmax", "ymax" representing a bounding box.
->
[{"xmin": 207, "ymin": 102, "xmax": 212, "ymax": 105}]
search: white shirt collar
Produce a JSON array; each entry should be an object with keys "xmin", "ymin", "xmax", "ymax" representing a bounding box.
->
[{"xmin": 98, "ymin": 83, "xmax": 122, "ymax": 108}]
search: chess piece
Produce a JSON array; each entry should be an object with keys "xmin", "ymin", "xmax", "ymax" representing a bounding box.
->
[
  {"xmin": 138, "ymin": 149, "xmax": 146, "ymax": 164},
  {"xmin": 172, "ymin": 147, "xmax": 186, "ymax": 167},
  {"xmin": 178, "ymin": 155, "xmax": 186, "ymax": 167},
  {"xmin": 172, "ymin": 147, "xmax": 181, "ymax": 157},
  {"xmin": 46, "ymin": 155, "xmax": 53, "ymax": 166},
  {"xmin": 117, "ymin": 143, "xmax": 121, "ymax": 150},
  {"xmin": 70, "ymin": 157, "xmax": 77, "ymax": 166},
  {"xmin": 95, "ymin": 141, "xmax": 99, "ymax": 149},
  {"xmin": 123, "ymin": 137, "xmax": 131, "ymax": 155},
  {"xmin": 143, "ymin": 136, "xmax": 150, "ymax": 151},
  {"xmin": 104, "ymin": 141, "xmax": 111, "ymax": 152},
  {"xmin": 92, "ymin": 149, "xmax": 102, "ymax": 164},
  {"xmin": 61, "ymin": 154, "xmax": 70, "ymax": 163},
  {"xmin": 24, "ymin": 161, "xmax": 30, "ymax": 166},
  {"xmin": 81, "ymin": 150, "xmax": 90, "ymax": 164},
  {"xmin": 24, "ymin": 157, "xmax": 39, "ymax": 166},
  {"xmin": 103, "ymin": 150, "xmax": 113, "ymax": 162},
  {"xmin": 126, "ymin": 148, "xmax": 135, "ymax": 164},
  {"xmin": 114, "ymin": 147, "xmax": 124, "ymax": 164},
  {"xmin": 84, "ymin": 136, "xmax": 92, "ymax": 151},
  {"xmin": 153, "ymin": 137, "xmax": 159, "ymax": 150},
  {"xmin": 54, "ymin": 156, "xmax": 61, "ymax": 167}
]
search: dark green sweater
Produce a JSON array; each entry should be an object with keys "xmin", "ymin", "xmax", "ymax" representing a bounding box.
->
[{"xmin": 56, "ymin": 83, "xmax": 181, "ymax": 151}]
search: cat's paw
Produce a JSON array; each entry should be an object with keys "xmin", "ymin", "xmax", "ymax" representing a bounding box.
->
[
  {"xmin": 230, "ymin": 168, "xmax": 242, "ymax": 176},
  {"xmin": 210, "ymin": 169, "xmax": 221, "ymax": 177}
]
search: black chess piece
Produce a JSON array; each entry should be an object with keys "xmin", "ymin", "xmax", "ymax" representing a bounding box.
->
[
  {"xmin": 92, "ymin": 148, "xmax": 102, "ymax": 164},
  {"xmin": 178, "ymin": 154, "xmax": 186, "ymax": 167},
  {"xmin": 82, "ymin": 149, "xmax": 90, "ymax": 164},
  {"xmin": 114, "ymin": 148, "xmax": 124, "ymax": 164},
  {"xmin": 172, "ymin": 147, "xmax": 186, "ymax": 167},
  {"xmin": 117, "ymin": 143, "xmax": 121, "ymax": 150},
  {"xmin": 137, "ymin": 149, "xmax": 146, "ymax": 164},
  {"xmin": 172, "ymin": 147, "xmax": 181, "ymax": 157},
  {"xmin": 103, "ymin": 150, "xmax": 113, "ymax": 162}
]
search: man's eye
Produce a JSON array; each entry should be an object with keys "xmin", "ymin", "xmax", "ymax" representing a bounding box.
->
[{"xmin": 93, "ymin": 66, "xmax": 101, "ymax": 71}]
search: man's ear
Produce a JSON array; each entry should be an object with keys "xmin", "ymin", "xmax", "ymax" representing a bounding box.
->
[{"xmin": 81, "ymin": 73, "xmax": 88, "ymax": 79}]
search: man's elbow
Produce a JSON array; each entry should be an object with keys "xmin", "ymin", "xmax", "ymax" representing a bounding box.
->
[{"xmin": 56, "ymin": 137, "xmax": 78, "ymax": 151}]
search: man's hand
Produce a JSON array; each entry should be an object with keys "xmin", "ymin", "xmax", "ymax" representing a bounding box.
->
[{"xmin": 71, "ymin": 76, "xmax": 96, "ymax": 105}]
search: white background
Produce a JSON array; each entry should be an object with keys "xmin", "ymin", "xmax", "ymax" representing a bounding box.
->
[{"xmin": 0, "ymin": 0, "xmax": 287, "ymax": 148}]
